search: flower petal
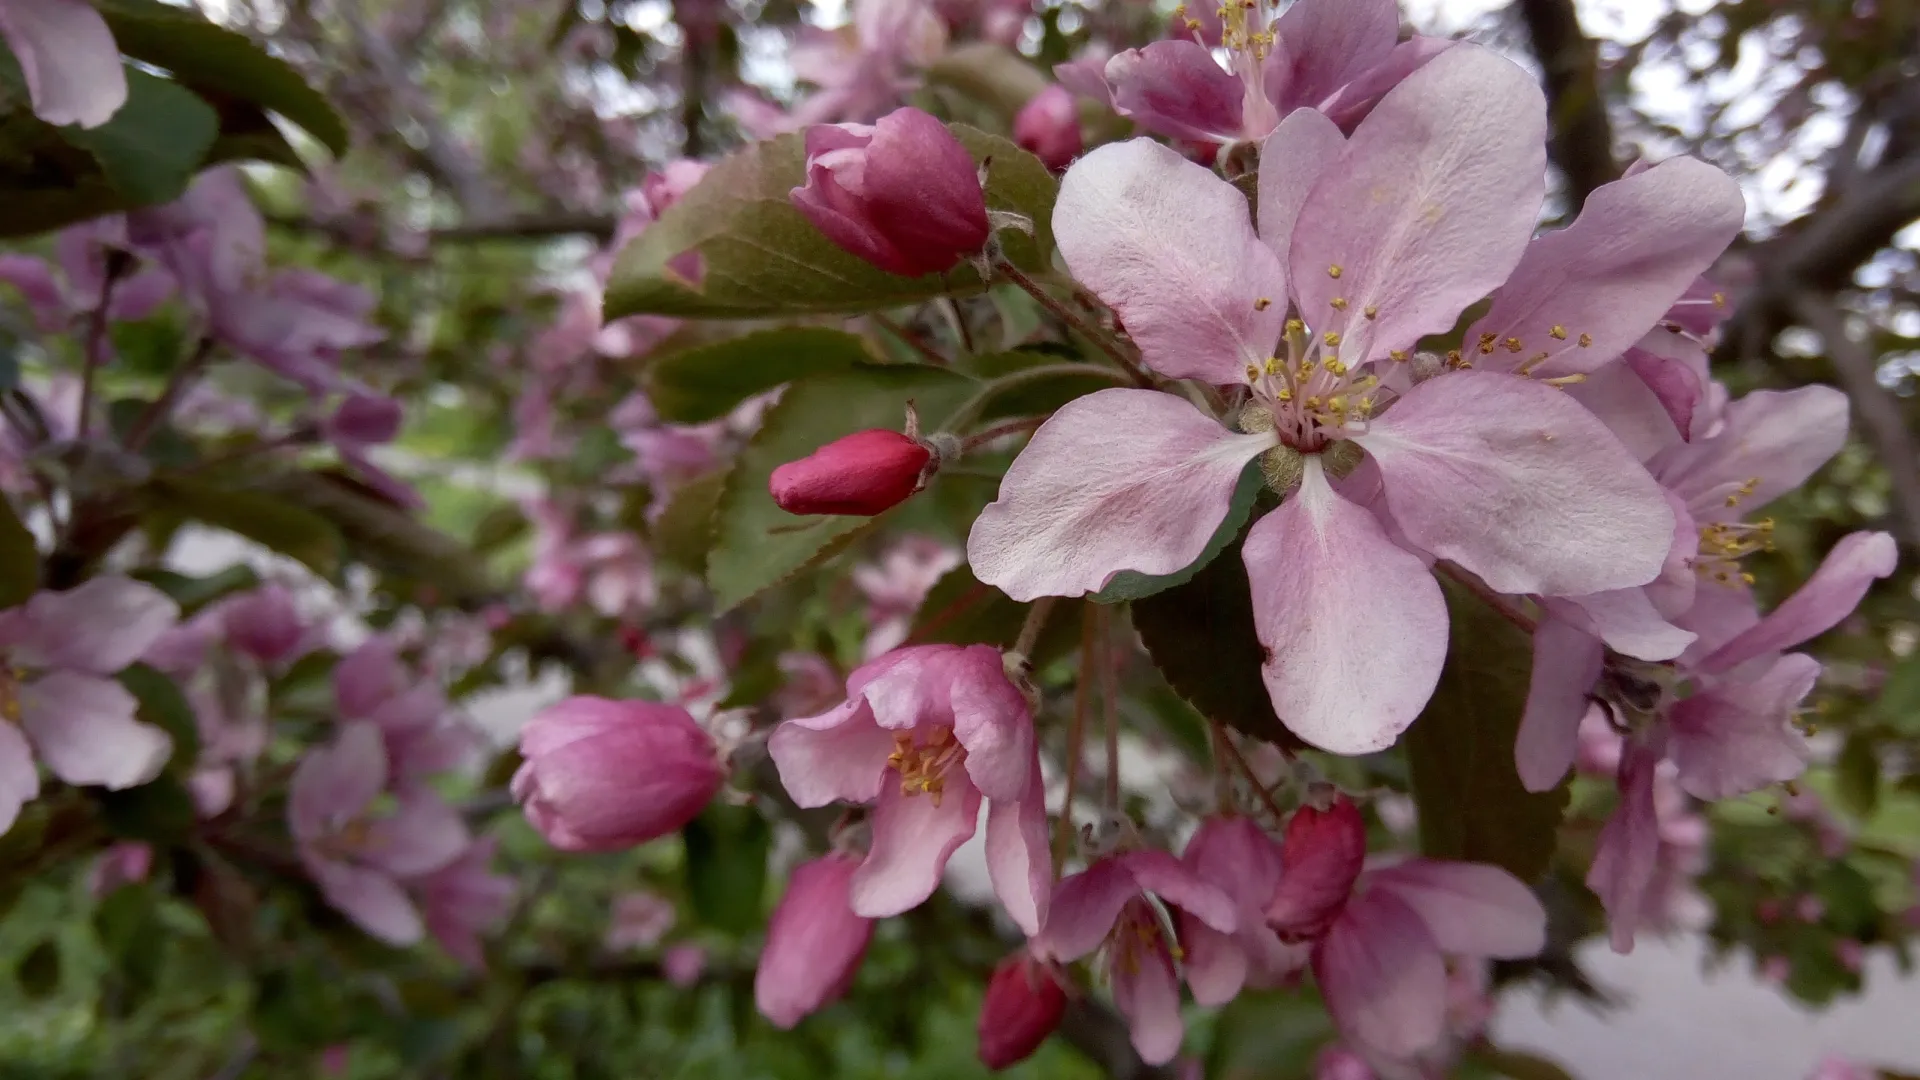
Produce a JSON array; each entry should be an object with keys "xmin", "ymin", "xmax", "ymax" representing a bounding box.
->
[
  {"xmin": 1586, "ymin": 742, "xmax": 1662, "ymax": 953},
  {"xmin": 289, "ymin": 722, "xmax": 388, "ymax": 842},
  {"xmin": 1699, "ymin": 531, "xmax": 1897, "ymax": 673},
  {"xmin": 1548, "ymin": 588, "xmax": 1695, "ymax": 662},
  {"xmin": 306, "ymin": 856, "xmax": 424, "ymax": 946},
  {"xmin": 19, "ymin": 671, "xmax": 171, "ymax": 789},
  {"xmin": 1245, "ymin": 458, "xmax": 1447, "ymax": 754},
  {"xmin": 1121, "ymin": 848, "xmax": 1238, "ymax": 933},
  {"xmin": 1053, "ymin": 139, "xmax": 1288, "ymax": 384},
  {"xmin": 1178, "ymin": 914, "xmax": 1247, "ymax": 1008},
  {"xmin": 1356, "ymin": 370, "xmax": 1674, "ymax": 596},
  {"xmin": 1035, "ymin": 858, "xmax": 1139, "ymax": 963},
  {"xmin": 1466, "ymin": 157, "xmax": 1745, "ymax": 377},
  {"xmin": 1105, "ymin": 41, "xmax": 1244, "ymax": 142},
  {"xmin": 1110, "ymin": 931, "xmax": 1187, "ymax": 1066},
  {"xmin": 1266, "ymin": 0, "xmax": 1400, "ymax": 109},
  {"xmin": 949, "ymin": 645, "xmax": 1035, "ymax": 803},
  {"xmin": 968, "ymin": 389, "xmax": 1273, "ymax": 600},
  {"xmin": 1288, "ymin": 44, "xmax": 1545, "ymax": 365},
  {"xmin": 1364, "ymin": 859, "xmax": 1547, "ymax": 959},
  {"xmin": 13, "ymin": 577, "xmax": 178, "ymax": 674},
  {"xmin": 0, "ymin": 722, "xmax": 41, "ymax": 836},
  {"xmin": 768, "ymin": 698, "xmax": 894, "ymax": 808},
  {"xmin": 1256, "ymin": 107, "xmax": 1346, "ymax": 266},
  {"xmin": 1516, "ymin": 618, "xmax": 1604, "ymax": 792},
  {"xmin": 850, "ymin": 780, "xmax": 982, "ymax": 918},
  {"xmin": 1624, "ymin": 342, "xmax": 1704, "ymax": 442},
  {"xmin": 0, "ymin": 0, "xmax": 128, "ymax": 128},
  {"xmin": 1563, "ymin": 353, "xmax": 1686, "ymax": 463},
  {"xmin": 362, "ymin": 790, "xmax": 469, "ymax": 877},
  {"xmin": 1314, "ymin": 891, "xmax": 1448, "ymax": 1060},
  {"xmin": 984, "ymin": 756, "xmax": 1052, "ymax": 936},
  {"xmin": 1652, "ymin": 386, "xmax": 1849, "ymax": 518},
  {"xmin": 1669, "ymin": 653, "xmax": 1819, "ymax": 800}
]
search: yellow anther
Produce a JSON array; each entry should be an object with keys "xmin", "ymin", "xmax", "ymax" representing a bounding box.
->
[
  {"xmin": 1323, "ymin": 331, "xmax": 1341, "ymax": 347},
  {"xmin": 1284, "ymin": 318, "xmax": 1305, "ymax": 335},
  {"xmin": 1305, "ymin": 396, "xmax": 1322, "ymax": 409},
  {"xmin": 1327, "ymin": 265, "xmax": 1343, "ymax": 279},
  {"xmin": 1275, "ymin": 388, "xmax": 1293, "ymax": 402},
  {"xmin": 1327, "ymin": 395, "xmax": 1348, "ymax": 413},
  {"xmin": 1741, "ymin": 572, "xmax": 1756, "ymax": 585},
  {"xmin": 1263, "ymin": 356, "xmax": 1283, "ymax": 376},
  {"xmin": 1255, "ymin": 297, "xmax": 1272, "ymax": 311},
  {"xmin": 1549, "ymin": 325, "xmax": 1567, "ymax": 340},
  {"xmin": 1363, "ymin": 305, "xmax": 1378, "ymax": 320},
  {"xmin": 1578, "ymin": 332, "xmax": 1593, "ymax": 347},
  {"xmin": 1476, "ymin": 331, "xmax": 1498, "ymax": 355},
  {"xmin": 1446, "ymin": 349, "xmax": 1464, "ymax": 367},
  {"xmin": 1322, "ymin": 357, "xmax": 1347, "ymax": 376},
  {"xmin": 1712, "ymin": 291, "xmax": 1726, "ymax": 307},
  {"xmin": 1246, "ymin": 363, "xmax": 1261, "ymax": 381},
  {"xmin": 1389, "ymin": 349, "xmax": 1408, "ymax": 362},
  {"xmin": 1503, "ymin": 336, "xmax": 1524, "ymax": 353}
]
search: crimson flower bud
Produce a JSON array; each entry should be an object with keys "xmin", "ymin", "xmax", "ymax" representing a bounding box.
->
[
  {"xmin": 1014, "ymin": 85, "xmax": 1082, "ymax": 172},
  {"xmin": 1265, "ymin": 793, "xmax": 1367, "ymax": 941},
  {"xmin": 755, "ymin": 853, "xmax": 875, "ymax": 1028},
  {"xmin": 511, "ymin": 696, "xmax": 725, "ymax": 852},
  {"xmin": 977, "ymin": 951, "xmax": 1068, "ymax": 1070},
  {"xmin": 789, "ymin": 106, "xmax": 990, "ymax": 277},
  {"xmin": 770, "ymin": 429, "xmax": 933, "ymax": 516}
]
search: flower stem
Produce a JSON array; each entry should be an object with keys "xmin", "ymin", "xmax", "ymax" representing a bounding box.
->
[
  {"xmin": 75, "ymin": 271, "xmax": 120, "ymax": 443},
  {"xmin": 1010, "ymin": 595, "xmax": 1055, "ymax": 663},
  {"xmin": 871, "ymin": 312, "xmax": 948, "ymax": 367},
  {"xmin": 1099, "ymin": 606, "xmax": 1121, "ymax": 816},
  {"xmin": 992, "ymin": 257, "xmax": 1154, "ymax": 388},
  {"xmin": 125, "ymin": 336, "xmax": 215, "ymax": 453},
  {"xmin": 1214, "ymin": 724, "xmax": 1288, "ymax": 826},
  {"xmin": 1435, "ymin": 561, "xmax": 1538, "ymax": 633},
  {"xmin": 960, "ymin": 415, "xmax": 1044, "ymax": 453},
  {"xmin": 1052, "ymin": 605, "xmax": 1097, "ymax": 875}
]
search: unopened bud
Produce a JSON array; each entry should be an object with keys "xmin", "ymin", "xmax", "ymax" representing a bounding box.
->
[
  {"xmin": 1013, "ymin": 86, "xmax": 1082, "ymax": 172},
  {"xmin": 755, "ymin": 853, "xmax": 875, "ymax": 1028},
  {"xmin": 789, "ymin": 106, "xmax": 990, "ymax": 278},
  {"xmin": 978, "ymin": 951, "xmax": 1068, "ymax": 1069},
  {"xmin": 512, "ymin": 697, "xmax": 726, "ymax": 851},
  {"xmin": 1265, "ymin": 793, "xmax": 1366, "ymax": 941},
  {"xmin": 771, "ymin": 429, "xmax": 934, "ymax": 516}
]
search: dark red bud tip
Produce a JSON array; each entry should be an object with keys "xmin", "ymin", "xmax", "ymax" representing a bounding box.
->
[
  {"xmin": 770, "ymin": 429, "xmax": 933, "ymax": 516},
  {"xmin": 1266, "ymin": 793, "xmax": 1367, "ymax": 941},
  {"xmin": 977, "ymin": 953, "xmax": 1068, "ymax": 1070}
]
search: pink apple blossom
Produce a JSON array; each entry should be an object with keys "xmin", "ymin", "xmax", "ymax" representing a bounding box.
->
[
  {"xmin": 0, "ymin": 218, "xmax": 173, "ymax": 335},
  {"xmin": 513, "ymin": 696, "xmax": 725, "ymax": 852},
  {"xmin": 218, "ymin": 583, "xmax": 313, "ymax": 666},
  {"xmin": 977, "ymin": 949, "xmax": 1068, "ymax": 1070},
  {"xmin": 1179, "ymin": 816, "xmax": 1307, "ymax": 1006},
  {"xmin": 415, "ymin": 837, "xmax": 516, "ymax": 968},
  {"xmin": 1014, "ymin": 85, "xmax": 1082, "ymax": 172},
  {"xmin": 334, "ymin": 637, "xmax": 478, "ymax": 787},
  {"xmin": 288, "ymin": 722, "xmax": 469, "ymax": 945},
  {"xmin": 0, "ymin": 577, "xmax": 181, "ymax": 834},
  {"xmin": 971, "ymin": 47, "xmax": 1687, "ymax": 754},
  {"xmin": 754, "ymin": 852, "xmax": 875, "ymax": 1028},
  {"xmin": 768, "ymin": 644, "xmax": 1050, "ymax": 932},
  {"xmin": 1033, "ymin": 851, "xmax": 1237, "ymax": 1065}
]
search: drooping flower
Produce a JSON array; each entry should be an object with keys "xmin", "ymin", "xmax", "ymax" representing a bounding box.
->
[
  {"xmin": 970, "ymin": 47, "xmax": 1687, "ymax": 754},
  {"xmin": 0, "ymin": 218, "xmax": 173, "ymax": 336},
  {"xmin": 0, "ymin": 577, "xmax": 180, "ymax": 834},
  {"xmin": 790, "ymin": 106, "xmax": 990, "ymax": 278},
  {"xmin": 0, "ymin": 0, "xmax": 129, "ymax": 128},
  {"xmin": 513, "ymin": 696, "xmax": 726, "ymax": 852},
  {"xmin": 754, "ymin": 852, "xmax": 876, "ymax": 1028},
  {"xmin": 1033, "ymin": 851, "xmax": 1237, "ymax": 1065},
  {"xmin": 1014, "ymin": 85, "xmax": 1082, "ymax": 172},
  {"xmin": 288, "ymin": 722, "xmax": 468, "ymax": 945},
  {"xmin": 977, "ymin": 949, "xmax": 1069, "ymax": 1070},
  {"xmin": 1178, "ymin": 815, "xmax": 1308, "ymax": 1006},
  {"xmin": 768, "ymin": 644, "xmax": 1050, "ymax": 933},
  {"xmin": 334, "ymin": 637, "xmax": 478, "ymax": 787},
  {"xmin": 218, "ymin": 583, "xmax": 312, "ymax": 667}
]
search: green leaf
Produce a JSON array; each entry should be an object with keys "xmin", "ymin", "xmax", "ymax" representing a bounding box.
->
[
  {"xmin": 253, "ymin": 471, "xmax": 496, "ymax": 601},
  {"xmin": 15, "ymin": 939, "xmax": 60, "ymax": 1000},
  {"xmin": 96, "ymin": 773, "xmax": 197, "ymax": 842},
  {"xmin": 653, "ymin": 469, "xmax": 727, "ymax": 575},
  {"xmin": 1463, "ymin": 1047, "xmax": 1579, "ymax": 1080},
  {"xmin": 95, "ymin": 885, "xmax": 165, "ymax": 1003},
  {"xmin": 681, "ymin": 804, "xmax": 770, "ymax": 936},
  {"xmin": 957, "ymin": 350, "xmax": 1128, "ymax": 420},
  {"xmin": 94, "ymin": 0, "xmax": 351, "ymax": 155},
  {"xmin": 0, "ymin": 493, "xmax": 38, "ymax": 607},
  {"xmin": 1092, "ymin": 460, "xmax": 1262, "ymax": 603},
  {"xmin": 644, "ymin": 327, "xmax": 877, "ymax": 423},
  {"xmin": 151, "ymin": 475, "xmax": 342, "ymax": 575},
  {"xmin": 130, "ymin": 564, "xmax": 261, "ymax": 615},
  {"xmin": 1133, "ymin": 528, "xmax": 1306, "ymax": 750},
  {"xmin": 924, "ymin": 44, "xmax": 1051, "ymax": 121},
  {"xmin": 907, "ymin": 564, "xmax": 1082, "ymax": 667},
  {"xmin": 605, "ymin": 125, "xmax": 1056, "ymax": 320},
  {"xmin": 706, "ymin": 363, "xmax": 976, "ymax": 610},
  {"xmin": 1835, "ymin": 732, "xmax": 1882, "ymax": 818},
  {"xmin": 59, "ymin": 68, "xmax": 218, "ymax": 206},
  {"xmin": 1405, "ymin": 581, "xmax": 1569, "ymax": 881},
  {"xmin": 117, "ymin": 662, "xmax": 201, "ymax": 768}
]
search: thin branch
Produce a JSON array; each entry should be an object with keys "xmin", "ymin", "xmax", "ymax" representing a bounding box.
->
[
  {"xmin": 993, "ymin": 257, "xmax": 1154, "ymax": 387},
  {"xmin": 1054, "ymin": 605, "xmax": 1096, "ymax": 873},
  {"xmin": 1791, "ymin": 295, "xmax": 1920, "ymax": 545}
]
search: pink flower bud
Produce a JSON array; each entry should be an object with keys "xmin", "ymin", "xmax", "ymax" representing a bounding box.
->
[
  {"xmin": 755, "ymin": 853, "xmax": 875, "ymax": 1028},
  {"xmin": 512, "ymin": 697, "xmax": 725, "ymax": 852},
  {"xmin": 221, "ymin": 584, "xmax": 307, "ymax": 664},
  {"xmin": 977, "ymin": 951, "xmax": 1067, "ymax": 1070},
  {"xmin": 789, "ymin": 106, "xmax": 989, "ymax": 278},
  {"xmin": 770, "ymin": 429, "xmax": 932, "ymax": 516},
  {"xmin": 1266, "ymin": 794, "xmax": 1367, "ymax": 941},
  {"xmin": 1014, "ymin": 85, "xmax": 1082, "ymax": 172}
]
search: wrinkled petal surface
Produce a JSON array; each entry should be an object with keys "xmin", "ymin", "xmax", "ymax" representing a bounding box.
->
[{"xmin": 1700, "ymin": 531, "xmax": 1897, "ymax": 672}]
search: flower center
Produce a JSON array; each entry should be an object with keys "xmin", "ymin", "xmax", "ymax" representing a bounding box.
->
[
  {"xmin": 886, "ymin": 726, "xmax": 965, "ymax": 806},
  {"xmin": 1242, "ymin": 294, "xmax": 1389, "ymax": 452},
  {"xmin": 1696, "ymin": 511, "xmax": 1775, "ymax": 586},
  {"xmin": 1107, "ymin": 896, "xmax": 1182, "ymax": 978},
  {"xmin": 0, "ymin": 661, "xmax": 24, "ymax": 724}
]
